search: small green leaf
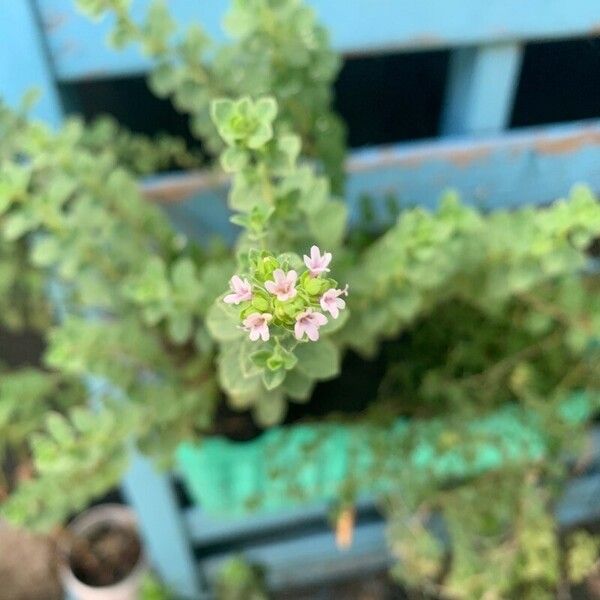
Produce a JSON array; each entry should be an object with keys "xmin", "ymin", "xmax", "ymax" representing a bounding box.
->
[
  {"xmin": 250, "ymin": 349, "xmax": 272, "ymax": 369},
  {"xmin": 206, "ymin": 302, "xmax": 243, "ymax": 342},
  {"xmin": 171, "ymin": 257, "xmax": 197, "ymax": 290},
  {"xmin": 318, "ymin": 308, "xmax": 349, "ymax": 335},
  {"xmin": 31, "ymin": 236, "xmax": 60, "ymax": 266},
  {"xmin": 295, "ymin": 339, "xmax": 340, "ymax": 380},
  {"xmin": 211, "ymin": 99, "xmax": 235, "ymax": 133},
  {"xmin": 71, "ymin": 407, "xmax": 96, "ymax": 433},
  {"xmin": 168, "ymin": 313, "xmax": 193, "ymax": 344},
  {"xmin": 262, "ymin": 367, "xmax": 285, "ymax": 390},
  {"xmin": 253, "ymin": 390, "xmax": 286, "ymax": 426},
  {"xmin": 308, "ymin": 201, "xmax": 347, "ymax": 247},
  {"xmin": 221, "ymin": 146, "xmax": 248, "ymax": 173},
  {"xmin": 266, "ymin": 354, "xmax": 284, "ymax": 371},
  {"xmin": 282, "ymin": 369, "xmax": 314, "ymax": 402},
  {"xmin": 4, "ymin": 213, "xmax": 34, "ymax": 240},
  {"xmin": 230, "ymin": 214, "xmax": 250, "ymax": 228},
  {"xmin": 218, "ymin": 342, "xmax": 261, "ymax": 397},
  {"xmin": 277, "ymin": 134, "xmax": 301, "ymax": 168},
  {"xmin": 149, "ymin": 61, "xmax": 180, "ymax": 97},
  {"xmin": 247, "ymin": 122, "xmax": 273, "ymax": 149},
  {"xmin": 46, "ymin": 412, "xmax": 74, "ymax": 444},
  {"xmin": 304, "ymin": 277, "xmax": 323, "ymax": 295},
  {"xmin": 251, "ymin": 296, "xmax": 270, "ymax": 312},
  {"xmin": 254, "ymin": 96, "xmax": 277, "ymax": 123},
  {"xmin": 278, "ymin": 345, "xmax": 298, "ymax": 370}
]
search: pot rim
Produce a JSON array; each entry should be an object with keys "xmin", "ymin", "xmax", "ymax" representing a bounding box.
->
[{"xmin": 60, "ymin": 503, "xmax": 146, "ymax": 592}]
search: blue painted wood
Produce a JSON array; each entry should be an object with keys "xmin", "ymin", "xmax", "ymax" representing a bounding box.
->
[
  {"xmin": 144, "ymin": 118, "xmax": 600, "ymax": 238},
  {"xmin": 121, "ymin": 453, "xmax": 206, "ymax": 598},
  {"xmin": 202, "ymin": 521, "xmax": 391, "ymax": 591},
  {"xmin": 36, "ymin": 0, "xmax": 600, "ymax": 82},
  {"xmin": 0, "ymin": 0, "xmax": 63, "ymax": 126},
  {"xmin": 198, "ymin": 465, "xmax": 600, "ymax": 592},
  {"xmin": 184, "ymin": 496, "xmax": 375, "ymax": 547},
  {"xmin": 344, "ymin": 119, "xmax": 600, "ymax": 221},
  {"xmin": 441, "ymin": 43, "xmax": 523, "ymax": 135}
]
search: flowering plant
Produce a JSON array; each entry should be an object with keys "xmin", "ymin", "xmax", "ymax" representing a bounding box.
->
[
  {"xmin": 224, "ymin": 246, "xmax": 347, "ymax": 343},
  {"xmin": 0, "ymin": 0, "xmax": 599, "ymax": 596},
  {"xmin": 217, "ymin": 246, "xmax": 348, "ymax": 395}
]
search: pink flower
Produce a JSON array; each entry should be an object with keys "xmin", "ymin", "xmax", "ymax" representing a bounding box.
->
[
  {"xmin": 320, "ymin": 286, "xmax": 348, "ymax": 319},
  {"xmin": 224, "ymin": 275, "xmax": 252, "ymax": 305},
  {"xmin": 303, "ymin": 245, "xmax": 332, "ymax": 277},
  {"xmin": 265, "ymin": 269, "xmax": 297, "ymax": 301},
  {"xmin": 243, "ymin": 312, "xmax": 272, "ymax": 342},
  {"xmin": 294, "ymin": 309, "xmax": 328, "ymax": 341}
]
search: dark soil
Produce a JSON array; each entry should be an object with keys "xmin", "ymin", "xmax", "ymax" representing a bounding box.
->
[{"xmin": 69, "ymin": 523, "xmax": 141, "ymax": 587}]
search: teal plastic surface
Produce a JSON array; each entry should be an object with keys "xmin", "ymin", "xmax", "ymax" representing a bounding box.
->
[{"xmin": 177, "ymin": 392, "xmax": 597, "ymax": 516}]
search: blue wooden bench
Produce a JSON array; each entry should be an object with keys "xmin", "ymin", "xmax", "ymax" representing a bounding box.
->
[{"xmin": 3, "ymin": 2, "xmax": 600, "ymax": 598}]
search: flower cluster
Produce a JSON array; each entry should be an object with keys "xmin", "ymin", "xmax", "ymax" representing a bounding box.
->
[{"xmin": 223, "ymin": 246, "xmax": 348, "ymax": 343}]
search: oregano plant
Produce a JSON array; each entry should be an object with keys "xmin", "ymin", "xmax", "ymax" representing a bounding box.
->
[
  {"xmin": 74, "ymin": 0, "xmax": 347, "ymax": 191},
  {"xmin": 0, "ymin": 0, "xmax": 599, "ymax": 597}
]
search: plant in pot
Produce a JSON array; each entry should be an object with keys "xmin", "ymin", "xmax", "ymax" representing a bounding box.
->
[
  {"xmin": 0, "ymin": 101, "xmax": 203, "ymax": 599},
  {"xmin": 0, "ymin": 250, "xmax": 148, "ymax": 599},
  {"xmin": 1, "ymin": 0, "xmax": 600, "ymax": 598}
]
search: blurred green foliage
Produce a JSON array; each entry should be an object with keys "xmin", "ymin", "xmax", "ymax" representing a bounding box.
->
[
  {"xmin": 0, "ymin": 0, "xmax": 597, "ymax": 596},
  {"xmin": 75, "ymin": 0, "xmax": 346, "ymax": 192},
  {"xmin": 215, "ymin": 556, "xmax": 269, "ymax": 600}
]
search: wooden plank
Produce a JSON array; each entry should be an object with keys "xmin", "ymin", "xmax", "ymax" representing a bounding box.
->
[
  {"xmin": 121, "ymin": 453, "xmax": 207, "ymax": 598},
  {"xmin": 197, "ymin": 469, "xmax": 600, "ymax": 591},
  {"xmin": 0, "ymin": 0, "xmax": 63, "ymax": 126},
  {"xmin": 441, "ymin": 43, "xmax": 523, "ymax": 135},
  {"xmin": 187, "ymin": 427, "xmax": 600, "ymax": 589},
  {"xmin": 37, "ymin": 0, "xmax": 600, "ymax": 82},
  {"xmin": 184, "ymin": 497, "xmax": 376, "ymax": 548},
  {"xmin": 145, "ymin": 118, "xmax": 600, "ymax": 239},
  {"xmin": 201, "ymin": 521, "xmax": 391, "ymax": 591}
]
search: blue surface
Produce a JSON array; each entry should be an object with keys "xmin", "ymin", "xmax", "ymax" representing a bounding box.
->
[
  {"xmin": 121, "ymin": 453, "xmax": 206, "ymax": 598},
  {"xmin": 35, "ymin": 0, "xmax": 600, "ymax": 81},
  {"xmin": 145, "ymin": 118, "xmax": 600, "ymax": 239},
  {"xmin": 0, "ymin": 1, "xmax": 63, "ymax": 126},
  {"xmin": 441, "ymin": 44, "xmax": 523, "ymax": 135},
  {"xmin": 197, "ymin": 465, "xmax": 600, "ymax": 591},
  {"xmin": 344, "ymin": 119, "xmax": 600, "ymax": 218}
]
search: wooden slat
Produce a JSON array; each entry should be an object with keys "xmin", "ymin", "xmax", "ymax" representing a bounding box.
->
[
  {"xmin": 440, "ymin": 43, "xmax": 523, "ymax": 135},
  {"xmin": 184, "ymin": 497, "xmax": 376, "ymax": 548},
  {"xmin": 201, "ymin": 521, "xmax": 391, "ymax": 591},
  {"xmin": 145, "ymin": 118, "xmax": 600, "ymax": 240},
  {"xmin": 121, "ymin": 453, "xmax": 206, "ymax": 597},
  {"xmin": 344, "ymin": 119, "xmax": 600, "ymax": 219},
  {"xmin": 37, "ymin": 0, "xmax": 600, "ymax": 82},
  {"xmin": 187, "ymin": 428, "xmax": 600, "ymax": 588},
  {"xmin": 196, "ymin": 469, "xmax": 600, "ymax": 591},
  {"xmin": 0, "ymin": 0, "xmax": 63, "ymax": 126}
]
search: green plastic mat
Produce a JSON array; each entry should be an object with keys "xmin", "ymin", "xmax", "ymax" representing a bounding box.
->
[{"xmin": 177, "ymin": 392, "xmax": 596, "ymax": 515}]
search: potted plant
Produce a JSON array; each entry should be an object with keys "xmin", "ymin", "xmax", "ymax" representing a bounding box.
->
[
  {"xmin": 1, "ymin": 0, "xmax": 600, "ymax": 597},
  {"xmin": 58, "ymin": 504, "xmax": 146, "ymax": 600},
  {"xmin": 0, "ymin": 245, "xmax": 146, "ymax": 599}
]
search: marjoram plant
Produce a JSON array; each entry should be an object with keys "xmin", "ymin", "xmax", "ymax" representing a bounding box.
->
[{"xmin": 0, "ymin": 1, "xmax": 599, "ymax": 597}]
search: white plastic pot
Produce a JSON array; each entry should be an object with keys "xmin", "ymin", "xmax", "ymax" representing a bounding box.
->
[{"xmin": 60, "ymin": 504, "xmax": 147, "ymax": 600}]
